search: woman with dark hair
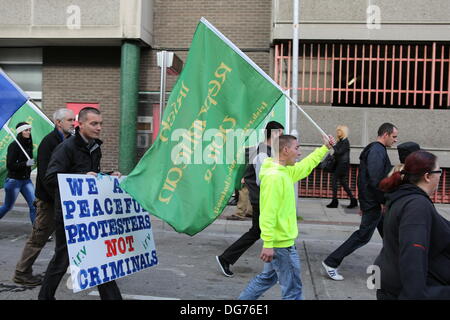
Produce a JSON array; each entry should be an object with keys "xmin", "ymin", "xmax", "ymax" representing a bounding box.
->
[
  {"xmin": 0, "ymin": 122, "xmax": 36, "ymax": 223},
  {"xmin": 374, "ymin": 150, "xmax": 450, "ymax": 299}
]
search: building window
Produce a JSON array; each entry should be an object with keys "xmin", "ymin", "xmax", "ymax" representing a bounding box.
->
[
  {"xmin": 0, "ymin": 48, "xmax": 43, "ymax": 107},
  {"xmin": 274, "ymin": 42, "xmax": 450, "ymax": 109},
  {"xmin": 137, "ymin": 92, "xmax": 170, "ymax": 158}
]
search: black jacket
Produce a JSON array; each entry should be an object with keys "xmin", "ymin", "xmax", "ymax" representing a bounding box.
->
[
  {"xmin": 45, "ymin": 128, "xmax": 102, "ymax": 203},
  {"xmin": 333, "ymin": 138, "xmax": 350, "ymax": 165},
  {"xmin": 35, "ymin": 128, "xmax": 65, "ymax": 202},
  {"xmin": 357, "ymin": 142, "xmax": 392, "ymax": 212},
  {"xmin": 6, "ymin": 135, "xmax": 33, "ymax": 180},
  {"xmin": 374, "ymin": 184, "xmax": 450, "ymax": 299},
  {"xmin": 243, "ymin": 143, "xmax": 271, "ymax": 205},
  {"xmin": 332, "ymin": 138, "xmax": 350, "ymax": 175}
]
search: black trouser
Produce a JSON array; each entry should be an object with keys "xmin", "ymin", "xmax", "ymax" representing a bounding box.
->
[
  {"xmin": 220, "ymin": 203, "xmax": 260, "ymax": 265},
  {"xmin": 376, "ymin": 289, "xmax": 398, "ymax": 300},
  {"xmin": 331, "ymin": 164, "xmax": 354, "ymax": 199},
  {"xmin": 324, "ymin": 208, "xmax": 383, "ymax": 268},
  {"xmin": 38, "ymin": 212, "xmax": 122, "ymax": 300}
]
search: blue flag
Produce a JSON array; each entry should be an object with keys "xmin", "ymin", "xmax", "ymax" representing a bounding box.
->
[
  {"xmin": 0, "ymin": 69, "xmax": 54, "ymax": 188},
  {"xmin": 0, "ymin": 69, "xmax": 29, "ymax": 129}
]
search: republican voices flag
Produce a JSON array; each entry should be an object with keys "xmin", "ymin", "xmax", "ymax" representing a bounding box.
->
[{"xmin": 120, "ymin": 18, "xmax": 284, "ymax": 235}]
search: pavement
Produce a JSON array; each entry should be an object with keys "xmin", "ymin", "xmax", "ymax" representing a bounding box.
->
[{"xmin": 1, "ymin": 180, "xmax": 450, "ymax": 301}]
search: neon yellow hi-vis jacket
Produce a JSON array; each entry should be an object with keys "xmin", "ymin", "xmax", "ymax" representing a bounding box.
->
[{"xmin": 259, "ymin": 145, "xmax": 328, "ymax": 248}]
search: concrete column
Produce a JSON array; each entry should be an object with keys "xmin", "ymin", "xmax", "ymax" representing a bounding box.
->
[{"xmin": 119, "ymin": 40, "xmax": 141, "ymax": 174}]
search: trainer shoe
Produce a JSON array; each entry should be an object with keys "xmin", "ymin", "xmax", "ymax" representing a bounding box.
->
[
  {"xmin": 216, "ymin": 256, "xmax": 234, "ymax": 277},
  {"xmin": 322, "ymin": 261, "xmax": 344, "ymax": 281}
]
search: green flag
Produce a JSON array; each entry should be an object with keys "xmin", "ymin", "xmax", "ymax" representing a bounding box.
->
[
  {"xmin": 120, "ymin": 18, "xmax": 284, "ymax": 235},
  {"xmin": 0, "ymin": 102, "xmax": 54, "ymax": 188},
  {"xmin": 246, "ymin": 94, "xmax": 287, "ymax": 147},
  {"xmin": 233, "ymin": 94, "xmax": 287, "ymax": 190}
]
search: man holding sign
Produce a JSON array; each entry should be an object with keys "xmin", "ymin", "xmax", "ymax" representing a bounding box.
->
[{"xmin": 38, "ymin": 107, "xmax": 122, "ymax": 300}]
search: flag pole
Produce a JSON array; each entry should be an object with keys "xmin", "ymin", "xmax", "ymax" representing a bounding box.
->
[
  {"xmin": 2, "ymin": 123, "xmax": 31, "ymax": 161},
  {"xmin": 27, "ymin": 99, "xmax": 55, "ymax": 127},
  {"xmin": 201, "ymin": 17, "xmax": 330, "ymax": 142},
  {"xmin": 283, "ymin": 93, "xmax": 329, "ymax": 139}
]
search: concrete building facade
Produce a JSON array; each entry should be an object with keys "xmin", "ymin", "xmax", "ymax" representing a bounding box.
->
[{"xmin": 0, "ymin": 0, "xmax": 449, "ymax": 200}]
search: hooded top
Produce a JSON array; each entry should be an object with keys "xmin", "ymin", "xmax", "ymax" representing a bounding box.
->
[
  {"xmin": 6, "ymin": 132, "xmax": 33, "ymax": 180},
  {"xmin": 357, "ymin": 142, "xmax": 392, "ymax": 212},
  {"xmin": 258, "ymin": 146, "xmax": 328, "ymax": 248},
  {"xmin": 374, "ymin": 184, "xmax": 450, "ymax": 299}
]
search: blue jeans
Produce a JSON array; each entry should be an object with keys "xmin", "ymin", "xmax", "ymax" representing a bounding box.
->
[
  {"xmin": 0, "ymin": 178, "xmax": 36, "ymax": 223},
  {"xmin": 238, "ymin": 246, "xmax": 303, "ymax": 300}
]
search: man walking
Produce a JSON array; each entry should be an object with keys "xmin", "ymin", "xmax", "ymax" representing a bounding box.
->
[
  {"xmin": 238, "ymin": 134, "xmax": 333, "ymax": 300},
  {"xmin": 38, "ymin": 107, "xmax": 122, "ymax": 300},
  {"xmin": 322, "ymin": 122, "xmax": 398, "ymax": 280},
  {"xmin": 216, "ymin": 121, "xmax": 284, "ymax": 277},
  {"xmin": 13, "ymin": 108, "xmax": 75, "ymax": 286}
]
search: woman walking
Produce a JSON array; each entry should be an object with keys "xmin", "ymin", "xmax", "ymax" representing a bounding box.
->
[
  {"xmin": 375, "ymin": 150, "xmax": 450, "ymax": 299},
  {"xmin": 326, "ymin": 125, "xmax": 357, "ymax": 209},
  {"xmin": 0, "ymin": 122, "xmax": 36, "ymax": 223}
]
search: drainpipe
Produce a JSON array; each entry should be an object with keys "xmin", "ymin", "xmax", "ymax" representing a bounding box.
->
[{"xmin": 119, "ymin": 40, "xmax": 141, "ymax": 174}]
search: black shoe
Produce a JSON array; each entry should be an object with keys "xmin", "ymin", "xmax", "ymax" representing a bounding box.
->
[
  {"xmin": 216, "ymin": 256, "xmax": 234, "ymax": 277},
  {"xmin": 228, "ymin": 198, "xmax": 238, "ymax": 206},
  {"xmin": 326, "ymin": 199, "xmax": 339, "ymax": 208},
  {"xmin": 226, "ymin": 214, "xmax": 246, "ymax": 221},
  {"xmin": 347, "ymin": 198, "xmax": 358, "ymax": 209}
]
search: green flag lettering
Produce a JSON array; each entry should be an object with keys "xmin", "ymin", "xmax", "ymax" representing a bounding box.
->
[{"xmin": 121, "ymin": 18, "xmax": 284, "ymax": 235}]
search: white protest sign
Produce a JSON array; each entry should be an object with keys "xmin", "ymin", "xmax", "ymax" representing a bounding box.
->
[{"xmin": 58, "ymin": 173, "xmax": 158, "ymax": 293}]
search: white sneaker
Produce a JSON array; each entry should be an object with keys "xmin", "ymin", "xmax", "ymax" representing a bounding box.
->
[{"xmin": 322, "ymin": 261, "xmax": 344, "ymax": 281}]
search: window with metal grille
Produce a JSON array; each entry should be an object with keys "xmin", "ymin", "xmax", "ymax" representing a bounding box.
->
[
  {"xmin": 274, "ymin": 41, "xmax": 450, "ymax": 204},
  {"xmin": 274, "ymin": 41, "xmax": 450, "ymax": 109}
]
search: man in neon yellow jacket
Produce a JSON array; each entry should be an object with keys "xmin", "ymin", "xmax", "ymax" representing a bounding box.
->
[{"xmin": 239, "ymin": 134, "xmax": 334, "ymax": 300}]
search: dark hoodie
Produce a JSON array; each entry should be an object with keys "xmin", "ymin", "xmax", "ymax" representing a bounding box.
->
[
  {"xmin": 6, "ymin": 133, "xmax": 33, "ymax": 180},
  {"xmin": 374, "ymin": 184, "xmax": 450, "ymax": 299},
  {"xmin": 357, "ymin": 142, "xmax": 391, "ymax": 212}
]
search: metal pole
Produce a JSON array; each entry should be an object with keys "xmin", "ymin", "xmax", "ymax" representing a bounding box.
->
[
  {"xmin": 284, "ymin": 94, "xmax": 328, "ymax": 138},
  {"xmin": 159, "ymin": 51, "xmax": 167, "ymax": 123},
  {"xmin": 292, "ymin": 0, "xmax": 300, "ymax": 216},
  {"xmin": 291, "ymin": 0, "xmax": 299, "ymax": 137}
]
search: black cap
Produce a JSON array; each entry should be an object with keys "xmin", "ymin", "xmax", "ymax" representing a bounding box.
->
[{"xmin": 397, "ymin": 141, "xmax": 421, "ymax": 163}]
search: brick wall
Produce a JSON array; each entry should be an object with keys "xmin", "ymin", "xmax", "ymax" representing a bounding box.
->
[
  {"xmin": 140, "ymin": 0, "xmax": 273, "ymax": 92},
  {"xmin": 42, "ymin": 1, "xmax": 273, "ymax": 168},
  {"xmin": 42, "ymin": 47, "xmax": 121, "ymax": 171}
]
